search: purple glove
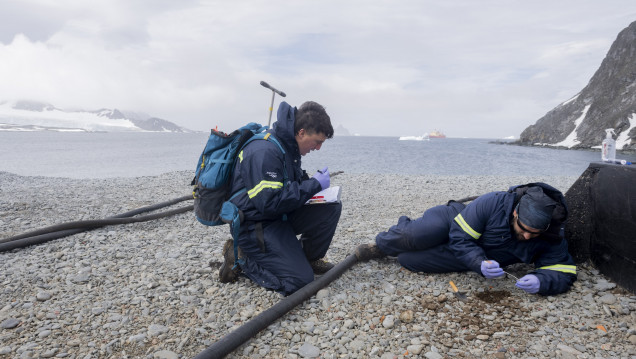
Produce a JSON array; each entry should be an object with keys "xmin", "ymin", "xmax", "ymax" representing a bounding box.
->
[
  {"xmin": 516, "ymin": 274, "xmax": 540, "ymax": 294},
  {"xmin": 481, "ymin": 260, "xmax": 505, "ymax": 278},
  {"xmin": 312, "ymin": 167, "xmax": 330, "ymax": 190}
]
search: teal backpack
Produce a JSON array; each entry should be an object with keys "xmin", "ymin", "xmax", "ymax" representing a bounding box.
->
[{"xmin": 192, "ymin": 122, "xmax": 287, "ymax": 268}]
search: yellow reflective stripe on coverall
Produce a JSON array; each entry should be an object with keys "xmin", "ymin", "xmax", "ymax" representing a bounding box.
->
[
  {"xmin": 454, "ymin": 214, "xmax": 481, "ymax": 240},
  {"xmin": 538, "ymin": 264, "xmax": 577, "ymax": 274},
  {"xmin": 248, "ymin": 180, "xmax": 283, "ymax": 198}
]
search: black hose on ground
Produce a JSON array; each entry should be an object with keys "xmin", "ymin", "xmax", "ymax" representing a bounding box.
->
[
  {"xmin": 456, "ymin": 195, "xmax": 479, "ymax": 203},
  {"xmin": 193, "ymin": 253, "xmax": 360, "ymax": 359},
  {"xmin": 192, "ymin": 193, "xmax": 481, "ymax": 358},
  {"xmin": 0, "ymin": 204, "xmax": 194, "ymax": 244},
  {"xmin": 1, "ymin": 195, "xmax": 192, "ymax": 243},
  {"xmin": 0, "ymin": 196, "xmax": 193, "ymax": 252}
]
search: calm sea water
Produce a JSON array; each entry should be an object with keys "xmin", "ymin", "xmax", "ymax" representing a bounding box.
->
[{"xmin": 1, "ymin": 132, "xmax": 634, "ymax": 179}]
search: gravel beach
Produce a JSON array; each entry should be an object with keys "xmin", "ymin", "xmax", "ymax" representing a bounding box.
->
[{"xmin": 1, "ymin": 170, "xmax": 635, "ymax": 359}]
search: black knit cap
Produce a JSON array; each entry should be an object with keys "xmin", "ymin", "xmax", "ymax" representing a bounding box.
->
[{"xmin": 517, "ymin": 187, "xmax": 556, "ymax": 231}]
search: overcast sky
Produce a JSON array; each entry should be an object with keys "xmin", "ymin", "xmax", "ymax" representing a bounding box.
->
[{"xmin": 1, "ymin": 1, "xmax": 635, "ymax": 138}]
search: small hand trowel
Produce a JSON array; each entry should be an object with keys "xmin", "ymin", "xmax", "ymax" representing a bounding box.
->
[{"xmin": 449, "ymin": 280, "xmax": 468, "ymax": 302}]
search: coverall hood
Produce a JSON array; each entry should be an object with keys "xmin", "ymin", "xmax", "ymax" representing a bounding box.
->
[{"xmin": 272, "ymin": 102, "xmax": 301, "ymax": 160}]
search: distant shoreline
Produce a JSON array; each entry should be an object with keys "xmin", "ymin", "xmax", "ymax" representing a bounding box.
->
[{"xmin": 491, "ymin": 139, "xmax": 636, "ymax": 155}]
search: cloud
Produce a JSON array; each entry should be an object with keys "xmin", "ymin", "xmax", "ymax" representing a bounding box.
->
[{"xmin": 0, "ymin": 0, "xmax": 635, "ymax": 137}]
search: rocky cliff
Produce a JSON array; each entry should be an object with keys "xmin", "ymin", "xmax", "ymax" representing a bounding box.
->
[{"xmin": 518, "ymin": 21, "xmax": 636, "ymax": 152}]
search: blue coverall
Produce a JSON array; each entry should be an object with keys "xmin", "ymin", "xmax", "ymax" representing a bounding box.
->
[
  {"xmin": 376, "ymin": 183, "xmax": 577, "ymax": 295},
  {"xmin": 229, "ymin": 102, "xmax": 342, "ymax": 295}
]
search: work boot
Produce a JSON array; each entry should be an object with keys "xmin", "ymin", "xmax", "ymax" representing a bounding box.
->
[
  {"xmin": 355, "ymin": 243, "xmax": 386, "ymax": 262},
  {"xmin": 310, "ymin": 258, "xmax": 335, "ymax": 274},
  {"xmin": 218, "ymin": 239, "xmax": 241, "ymax": 283}
]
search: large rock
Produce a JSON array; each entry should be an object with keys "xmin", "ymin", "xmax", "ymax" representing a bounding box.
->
[{"xmin": 565, "ymin": 162, "xmax": 636, "ymax": 293}]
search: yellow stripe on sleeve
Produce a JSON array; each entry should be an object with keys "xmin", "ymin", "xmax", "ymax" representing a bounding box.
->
[
  {"xmin": 538, "ymin": 264, "xmax": 577, "ymax": 274},
  {"xmin": 247, "ymin": 180, "xmax": 283, "ymax": 198},
  {"xmin": 454, "ymin": 214, "xmax": 481, "ymax": 240}
]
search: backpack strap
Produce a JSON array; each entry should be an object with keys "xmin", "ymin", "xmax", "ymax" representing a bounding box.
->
[
  {"xmin": 258, "ymin": 133, "xmax": 288, "ymax": 185},
  {"xmin": 239, "ymin": 132, "xmax": 288, "ymax": 191}
]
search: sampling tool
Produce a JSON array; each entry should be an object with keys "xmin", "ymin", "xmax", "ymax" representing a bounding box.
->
[
  {"xmin": 260, "ymin": 81, "xmax": 286, "ymax": 127},
  {"xmin": 503, "ymin": 270, "xmax": 520, "ymax": 281},
  {"xmin": 449, "ymin": 280, "xmax": 468, "ymax": 302},
  {"xmin": 484, "ymin": 260, "xmax": 520, "ymax": 281}
]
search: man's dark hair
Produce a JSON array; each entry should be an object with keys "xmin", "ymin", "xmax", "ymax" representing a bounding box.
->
[{"xmin": 294, "ymin": 101, "xmax": 334, "ymax": 139}]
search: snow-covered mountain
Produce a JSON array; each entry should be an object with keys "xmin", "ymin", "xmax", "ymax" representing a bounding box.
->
[
  {"xmin": 0, "ymin": 100, "xmax": 191, "ymax": 132},
  {"xmin": 518, "ymin": 21, "xmax": 636, "ymax": 151}
]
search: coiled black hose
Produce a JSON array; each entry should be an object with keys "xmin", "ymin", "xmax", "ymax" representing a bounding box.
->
[{"xmin": 0, "ymin": 195, "xmax": 193, "ymax": 252}]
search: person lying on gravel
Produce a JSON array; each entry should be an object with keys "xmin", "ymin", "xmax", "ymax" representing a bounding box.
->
[
  {"xmin": 217, "ymin": 101, "xmax": 342, "ymax": 296},
  {"xmin": 356, "ymin": 183, "xmax": 577, "ymax": 296}
]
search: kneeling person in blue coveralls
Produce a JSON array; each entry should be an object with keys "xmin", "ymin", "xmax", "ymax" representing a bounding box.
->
[
  {"xmin": 218, "ymin": 101, "xmax": 341, "ymax": 296},
  {"xmin": 356, "ymin": 183, "xmax": 577, "ymax": 296}
]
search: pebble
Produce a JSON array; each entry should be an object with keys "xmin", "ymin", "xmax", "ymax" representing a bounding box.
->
[
  {"xmin": 41, "ymin": 349, "xmax": 57, "ymax": 358},
  {"xmin": 399, "ymin": 309, "xmax": 414, "ymax": 323},
  {"xmin": 36, "ymin": 291, "xmax": 51, "ymax": 301},
  {"xmin": 315, "ymin": 288, "xmax": 329, "ymax": 300},
  {"xmin": 1, "ymin": 171, "xmax": 635, "ymax": 358},
  {"xmin": 382, "ymin": 315, "xmax": 395, "ymax": 329},
  {"xmin": 531, "ymin": 309, "xmax": 548, "ymax": 317},
  {"xmin": 598, "ymin": 293, "xmax": 617, "ymax": 304},
  {"xmin": 557, "ymin": 344, "xmax": 583, "ymax": 355},
  {"xmin": 425, "ymin": 352, "xmax": 443, "ymax": 359},
  {"xmin": 153, "ymin": 350, "xmax": 178, "ymax": 359},
  {"xmin": 148, "ymin": 324, "xmax": 170, "ymax": 337},
  {"xmin": 407, "ymin": 344, "xmax": 423, "ymax": 354},
  {"xmin": 128, "ymin": 333, "xmax": 146, "ymax": 343},
  {"xmin": 594, "ymin": 279, "xmax": 616, "ymax": 291},
  {"xmin": 298, "ymin": 342, "xmax": 320, "ymax": 358},
  {"xmin": 0, "ymin": 318, "xmax": 20, "ymax": 329}
]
